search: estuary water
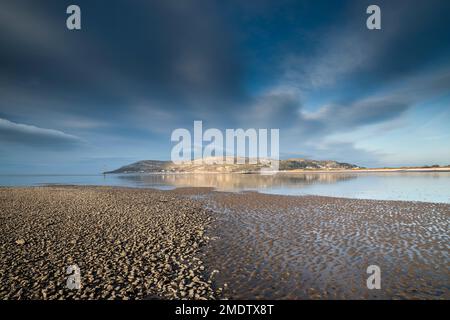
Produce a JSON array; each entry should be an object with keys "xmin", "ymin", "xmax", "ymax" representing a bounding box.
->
[{"xmin": 1, "ymin": 172, "xmax": 449, "ymax": 204}]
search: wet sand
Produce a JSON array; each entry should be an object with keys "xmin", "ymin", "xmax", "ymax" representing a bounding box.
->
[
  {"xmin": 0, "ymin": 186, "xmax": 449, "ymax": 299},
  {"xmin": 200, "ymin": 191, "xmax": 450, "ymax": 299}
]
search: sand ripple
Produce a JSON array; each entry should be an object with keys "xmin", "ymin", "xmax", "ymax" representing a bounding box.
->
[{"xmin": 202, "ymin": 192, "xmax": 449, "ymax": 299}]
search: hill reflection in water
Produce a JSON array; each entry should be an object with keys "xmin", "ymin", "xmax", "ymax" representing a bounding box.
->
[
  {"xmin": 116, "ymin": 173, "xmax": 357, "ymax": 191},
  {"xmin": 0, "ymin": 172, "xmax": 449, "ymax": 203},
  {"xmin": 113, "ymin": 172, "xmax": 450, "ymax": 203}
]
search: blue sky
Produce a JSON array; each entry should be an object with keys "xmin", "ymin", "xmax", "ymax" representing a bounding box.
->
[{"xmin": 0, "ymin": 0, "xmax": 449, "ymax": 173}]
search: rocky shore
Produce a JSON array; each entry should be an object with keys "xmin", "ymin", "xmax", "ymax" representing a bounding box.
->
[{"xmin": 0, "ymin": 186, "xmax": 222, "ymax": 300}]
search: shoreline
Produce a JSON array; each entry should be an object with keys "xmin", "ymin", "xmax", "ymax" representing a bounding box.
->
[
  {"xmin": 1, "ymin": 183, "xmax": 448, "ymax": 205},
  {"xmin": 1, "ymin": 186, "xmax": 449, "ymax": 300},
  {"xmin": 102, "ymin": 167, "xmax": 450, "ymax": 175},
  {"xmin": 280, "ymin": 167, "xmax": 450, "ymax": 173},
  {"xmin": 1, "ymin": 167, "xmax": 449, "ymax": 177}
]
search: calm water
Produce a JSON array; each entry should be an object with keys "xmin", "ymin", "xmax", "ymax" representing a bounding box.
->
[{"xmin": 0, "ymin": 172, "xmax": 449, "ymax": 203}]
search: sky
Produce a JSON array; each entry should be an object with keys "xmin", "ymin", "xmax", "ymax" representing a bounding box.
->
[{"xmin": 0, "ymin": 0, "xmax": 449, "ymax": 174}]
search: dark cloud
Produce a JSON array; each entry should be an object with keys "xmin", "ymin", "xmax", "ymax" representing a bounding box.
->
[
  {"xmin": 364, "ymin": 0, "xmax": 450, "ymax": 83},
  {"xmin": 239, "ymin": 91, "xmax": 301, "ymax": 128},
  {"xmin": 281, "ymin": 0, "xmax": 450, "ymax": 91},
  {"xmin": 237, "ymin": 90, "xmax": 411, "ymax": 138},
  {"xmin": 302, "ymin": 98, "xmax": 410, "ymax": 135},
  {"xmin": 0, "ymin": 0, "xmax": 449, "ymax": 171},
  {"xmin": 238, "ymin": 63, "xmax": 449, "ymax": 167},
  {"xmin": 0, "ymin": 0, "xmax": 245, "ymax": 106}
]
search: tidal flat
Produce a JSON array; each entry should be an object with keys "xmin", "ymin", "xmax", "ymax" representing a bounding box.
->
[{"xmin": 0, "ymin": 186, "xmax": 448, "ymax": 299}]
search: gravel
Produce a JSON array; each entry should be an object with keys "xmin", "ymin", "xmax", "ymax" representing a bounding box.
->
[{"xmin": 0, "ymin": 186, "xmax": 222, "ymax": 300}]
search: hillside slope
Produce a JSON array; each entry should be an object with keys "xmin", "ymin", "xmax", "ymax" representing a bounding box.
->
[{"xmin": 105, "ymin": 158, "xmax": 360, "ymax": 174}]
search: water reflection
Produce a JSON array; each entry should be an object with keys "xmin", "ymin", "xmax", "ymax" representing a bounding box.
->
[
  {"xmin": 116, "ymin": 172, "xmax": 450, "ymax": 203},
  {"xmin": 0, "ymin": 172, "xmax": 449, "ymax": 203},
  {"xmin": 116, "ymin": 172, "xmax": 358, "ymax": 191}
]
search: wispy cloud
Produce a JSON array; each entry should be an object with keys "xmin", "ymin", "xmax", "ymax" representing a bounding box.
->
[{"xmin": 0, "ymin": 118, "xmax": 84, "ymax": 149}]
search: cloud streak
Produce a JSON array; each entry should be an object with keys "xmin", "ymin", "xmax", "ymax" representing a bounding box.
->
[{"xmin": 0, "ymin": 118, "xmax": 84, "ymax": 149}]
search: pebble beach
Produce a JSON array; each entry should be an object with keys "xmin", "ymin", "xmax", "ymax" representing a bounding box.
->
[
  {"xmin": 0, "ymin": 186, "xmax": 220, "ymax": 300},
  {"xmin": 0, "ymin": 186, "xmax": 449, "ymax": 299}
]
